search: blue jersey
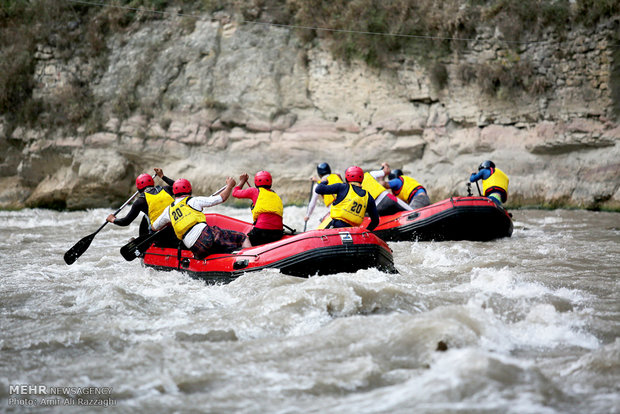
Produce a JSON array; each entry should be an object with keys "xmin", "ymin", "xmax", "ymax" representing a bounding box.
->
[{"xmin": 469, "ymin": 168, "xmax": 492, "ymax": 183}]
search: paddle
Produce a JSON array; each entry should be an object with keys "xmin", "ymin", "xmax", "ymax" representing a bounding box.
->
[
  {"xmin": 120, "ymin": 185, "xmax": 228, "ymax": 261},
  {"xmin": 63, "ymin": 184, "xmax": 147, "ymax": 265},
  {"xmin": 475, "ymin": 180, "xmax": 482, "ymax": 196},
  {"xmin": 120, "ymin": 227, "xmax": 166, "ymax": 261},
  {"xmin": 303, "ymin": 180, "xmax": 314, "ymax": 232}
]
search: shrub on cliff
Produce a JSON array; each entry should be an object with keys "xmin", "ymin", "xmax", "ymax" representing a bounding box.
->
[
  {"xmin": 0, "ymin": 0, "xmax": 195, "ymax": 129},
  {"xmin": 0, "ymin": 0, "xmax": 618, "ymax": 129}
]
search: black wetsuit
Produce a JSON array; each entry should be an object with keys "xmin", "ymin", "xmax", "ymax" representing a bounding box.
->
[{"xmin": 112, "ymin": 176, "xmax": 178, "ymax": 247}]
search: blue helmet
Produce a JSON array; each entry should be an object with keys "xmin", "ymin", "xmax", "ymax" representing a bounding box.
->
[
  {"xmin": 387, "ymin": 168, "xmax": 403, "ymax": 180},
  {"xmin": 478, "ymin": 160, "xmax": 495, "ymax": 171},
  {"xmin": 317, "ymin": 162, "xmax": 331, "ymax": 176}
]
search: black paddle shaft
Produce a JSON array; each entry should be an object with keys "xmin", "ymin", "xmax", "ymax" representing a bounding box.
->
[
  {"xmin": 63, "ymin": 222, "xmax": 106, "ymax": 265},
  {"xmin": 475, "ymin": 180, "xmax": 482, "ymax": 196},
  {"xmin": 303, "ymin": 180, "xmax": 314, "ymax": 232},
  {"xmin": 63, "ymin": 190, "xmax": 141, "ymax": 265}
]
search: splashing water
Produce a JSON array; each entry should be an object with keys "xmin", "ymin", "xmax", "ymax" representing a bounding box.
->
[{"xmin": 0, "ymin": 207, "xmax": 618, "ymax": 413}]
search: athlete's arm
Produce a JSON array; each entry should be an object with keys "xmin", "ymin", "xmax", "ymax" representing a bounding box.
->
[
  {"xmin": 232, "ymin": 187, "xmax": 258, "ymax": 202},
  {"xmin": 470, "ymin": 168, "xmax": 492, "ymax": 182},
  {"xmin": 151, "ymin": 206, "xmax": 171, "ymax": 231},
  {"xmin": 162, "ymin": 176, "xmax": 175, "ymax": 186},
  {"xmin": 315, "ymin": 183, "xmax": 345, "ymax": 195},
  {"xmin": 369, "ymin": 169, "xmax": 385, "ymax": 179},
  {"xmin": 108, "ymin": 198, "xmax": 146, "ymax": 226},
  {"xmin": 188, "ymin": 195, "xmax": 224, "ymax": 210},
  {"xmin": 305, "ymin": 184, "xmax": 320, "ymax": 219},
  {"xmin": 365, "ymin": 196, "xmax": 379, "ymax": 232}
]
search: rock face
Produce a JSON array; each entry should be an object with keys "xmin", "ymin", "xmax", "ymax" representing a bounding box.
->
[{"xmin": 1, "ymin": 13, "xmax": 619, "ymax": 210}]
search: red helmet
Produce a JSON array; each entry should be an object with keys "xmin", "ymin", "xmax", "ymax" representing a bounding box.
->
[
  {"xmin": 173, "ymin": 179, "xmax": 192, "ymax": 195},
  {"xmin": 135, "ymin": 173, "xmax": 154, "ymax": 190},
  {"xmin": 254, "ymin": 171, "xmax": 272, "ymax": 187},
  {"xmin": 345, "ymin": 166, "xmax": 364, "ymax": 183}
]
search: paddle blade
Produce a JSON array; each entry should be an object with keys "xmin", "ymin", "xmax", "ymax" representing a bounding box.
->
[
  {"xmin": 120, "ymin": 239, "xmax": 145, "ymax": 261},
  {"xmin": 64, "ymin": 233, "xmax": 96, "ymax": 265},
  {"xmin": 120, "ymin": 231, "xmax": 161, "ymax": 261}
]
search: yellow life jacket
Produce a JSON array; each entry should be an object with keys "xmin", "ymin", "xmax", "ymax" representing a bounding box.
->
[
  {"xmin": 322, "ymin": 174, "xmax": 343, "ymax": 206},
  {"xmin": 251, "ymin": 188, "xmax": 284, "ymax": 222},
  {"xmin": 483, "ymin": 168, "xmax": 509, "ymax": 203},
  {"xmin": 144, "ymin": 187, "xmax": 174, "ymax": 224},
  {"xmin": 330, "ymin": 184, "xmax": 369, "ymax": 226},
  {"xmin": 394, "ymin": 176, "xmax": 425, "ymax": 203},
  {"xmin": 169, "ymin": 197, "xmax": 206, "ymax": 240},
  {"xmin": 361, "ymin": 172, "xmax": 387, "ymax": 199}
]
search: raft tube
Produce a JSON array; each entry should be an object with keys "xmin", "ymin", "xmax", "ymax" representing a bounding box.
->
[
  {"xmin": 142, "ymin": 214, "xmax": 396, "ymax": 284},
  {"xmin": 362, "ymin": 196, "xmax": 513, "ymax": 242}
]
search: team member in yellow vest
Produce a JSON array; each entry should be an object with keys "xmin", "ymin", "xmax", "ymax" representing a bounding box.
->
[
  {"xmin": 469, "ymin": 160, "xmax": 509, "ymax": 205},
  {"xmin": 232, "ymin": 171, "xmax": 284, "ymax": 246},
  {"xmin": 151, "ymin": 177, "xmax": 251, "ymax": 259},
  {"xmin": 315, "ymin": 166, "xmax": 380, "ymax": 231},
  {"xmin": 361, "ymin": 163, "xmax": 413, "ymax": 216},
  {"xmin": 387, "ymin": 172, "xmax": 431, "ymax": 210},
  {"xmin": 303, "ymin": 162, "xmax": 344, "ymax": 225},
  {"xmin": 106, "ymin": 167, "xmax": 178, "ymax": 246}
]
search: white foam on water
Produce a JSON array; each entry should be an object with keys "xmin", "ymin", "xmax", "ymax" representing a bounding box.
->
[
  {"xmin": 206, "ymin": 268, "xmax": 416, "ymax": 341},
  {"xmin": 509, "ymin": 304, "xmax": 600, "ymax": 350},
  {"xmin": 467, "ymin": 266, "xmax": 552, "ymax": 298},
  {"xmin": 301, "ymin": 347, "xmax": 562, "ymax": 414},
  {"xmin": 1, "ymin": 208, "xmax": 618, "ymax": 414},
  {"xmin": 533, "ymin": 215, "xmax": 565, "ymax": 226},
  {"xmin": 409, "ymin": 242, "xmax": 474, "ymax": 269}
]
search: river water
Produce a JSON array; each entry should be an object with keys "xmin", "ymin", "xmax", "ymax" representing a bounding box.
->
[{"xmin": 0, "ymin": 205, "xmax": 618, "ymax": 414}]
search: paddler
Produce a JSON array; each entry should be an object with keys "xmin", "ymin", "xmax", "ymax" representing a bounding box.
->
[
  {"xmin": 106, "ymin": 167, "xmax": 178, "ymax": 246},
  {"xmin": 151, "ymin": 177, "xmax": 251, "ymax": 259},
  {"xmin": 362, "ymin": 162, "xmax": 412, "ymax": 216},
  {"xmin": 303, "ymin": 162, "xmax": 343, "ymax": 225},
  {"xmin": 469, "ymin": 160, "xmax": 510, "ymax": 205},
  {"xmin": 385, "ymin": 166, "xmax": 431, "ymax": 210},
  {"xmin": 232, "ymin": 171, "xmax": 284, "ymax": 246},
  {"xmin": 315, "ymin": 166, "xmax": 380, "ymax": 231}
]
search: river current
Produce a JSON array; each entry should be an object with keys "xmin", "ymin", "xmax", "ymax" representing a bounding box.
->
[{"xmin": 0, "ymin": 205, "xmax": 618, "ymax": 413}]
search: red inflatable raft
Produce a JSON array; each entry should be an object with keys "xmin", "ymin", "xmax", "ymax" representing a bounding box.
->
[
  {"xmin": 361, "ymin": 196, "xmax": 513, "ymax": 242},
  {"xmin": 141, "ymin": 214, "xmax": 396, "ymax": 284}
]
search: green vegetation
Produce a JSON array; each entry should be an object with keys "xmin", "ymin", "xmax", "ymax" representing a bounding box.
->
[
  {"xmin": 0, "ymin": 0, "xmax": 618, "ymax": 129},
  {"xmin": 0, "ymin": 0, "xmax": 198, "ymax": 132},
  {"xmin": 267, "ymin": 0, "xmax": 616, "ymax": 65},
  {"xmin": 277, "ymin": 0, "xmax": 616, "ymax": 98},
  {"xmin": 458, "ymin": 57, "xmax": 549, "ymax": 99}
]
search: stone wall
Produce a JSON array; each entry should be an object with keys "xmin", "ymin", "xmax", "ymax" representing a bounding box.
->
[{"xmin": 0, "ymin": 13, "xmax": 618, "ymax": 210}]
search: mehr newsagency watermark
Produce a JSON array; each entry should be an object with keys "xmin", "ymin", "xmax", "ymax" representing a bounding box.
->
[{"xmin": 7, "ymin": 384, "xmax": 117, "ymax": 408}]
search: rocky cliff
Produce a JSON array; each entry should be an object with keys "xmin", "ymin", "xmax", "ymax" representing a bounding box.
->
[{"xmin": 1, "ymin": 10, "xmax": 619, "ymax": 210}]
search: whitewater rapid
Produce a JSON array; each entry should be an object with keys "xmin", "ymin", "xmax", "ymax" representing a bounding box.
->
[{"xmin": 1, "ymin": 206, "xmax": 618, "ymax": 413}]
